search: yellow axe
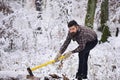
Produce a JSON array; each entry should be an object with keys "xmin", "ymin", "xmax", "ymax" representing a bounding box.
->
[{"xmin": 27, "ymin": 55, "xmax": 65, "ymax": 76}]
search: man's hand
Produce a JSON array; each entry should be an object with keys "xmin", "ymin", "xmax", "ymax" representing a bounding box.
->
[
  {"xmin": 54, "ymin": 52, "xmax": 62, "ymax": 62},
  {"xmin": 63, "ymin": 51, "xmax": 73, "ymax": 60}
]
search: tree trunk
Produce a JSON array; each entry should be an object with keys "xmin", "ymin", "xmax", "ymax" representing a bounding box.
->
[
  {"xmin": 115, "ymin": 27, "xmax": 119, "ymax": 37},
  {"xmin": 85, "ymin": 0, "xmax": 97, "ymax": 28},
  {"xmin": 100, "ymin": 0, "xmax": 111, "ymax": 43}
]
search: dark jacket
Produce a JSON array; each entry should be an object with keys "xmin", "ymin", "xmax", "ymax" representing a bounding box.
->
[{"xmin": 59, "ymin": 25, "xmax": 97, "ymax": 54}]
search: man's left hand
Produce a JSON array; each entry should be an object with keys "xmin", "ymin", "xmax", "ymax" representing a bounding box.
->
[{"xmin": 63, "ymin": 51, "xmax": 73, "ymax": 59}]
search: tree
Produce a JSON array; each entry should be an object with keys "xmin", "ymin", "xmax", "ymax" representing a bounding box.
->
[
  {"xmin": 85, "ymin": 0, "xmax": 97, "ymax": 28},
  {"xmin": 115, "ymin": 27, "xmax": 119, "ymax": 37},
  {"xmin": 100, "ymin": 0, "xmax": 111, "ymax": 43}
]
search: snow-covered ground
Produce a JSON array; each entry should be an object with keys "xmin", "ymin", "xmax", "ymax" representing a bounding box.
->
[{"xmin": 0, "ymin": 0, "xmax": 120, "ymax": 80}]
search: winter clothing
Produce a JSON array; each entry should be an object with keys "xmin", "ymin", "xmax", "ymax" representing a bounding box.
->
[
  {"xmin": 58, "ymin": 25, "xmax": 98, "ymax": 80},
  {"xmin": 63, "ymin": 51, "xmax": 73, "ymax": 60},
  {"xmin": 59, "ymin": 25, "xmax": 97, "ymax": 54},
  {"xmin": 76, "ymin": 38, "xmax": 98, "ymax": 79},
  {"xmin": 54, "ymin": 51, "xmax": 73, "ymax": 62},
  {"xmin": 54, "ymin": 52, "xmax": 62, "ymax": 62}
]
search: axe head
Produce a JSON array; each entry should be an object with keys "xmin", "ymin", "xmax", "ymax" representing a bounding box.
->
[{"xmin": 27, "ymin": 67, "xmax": 34, "ymax": 76}]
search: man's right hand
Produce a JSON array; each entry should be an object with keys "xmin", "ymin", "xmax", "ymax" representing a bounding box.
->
[{"xmin": 54, "ymin": 52, "xmax": 62, "ymax": 62}]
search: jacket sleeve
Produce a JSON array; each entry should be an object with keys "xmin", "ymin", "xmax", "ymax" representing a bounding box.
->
[
  {"xmin": 72, "ymin": 37, "xmax": 86, "ymax": 53},
  {"xmin": 59, "ymin": 34, "xmax": 71, "ymax": 54}
]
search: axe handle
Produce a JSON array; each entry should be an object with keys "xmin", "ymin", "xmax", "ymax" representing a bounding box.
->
[{"xmin": 31, "ymin": 55, "xmax": 65, "ymax": 71}]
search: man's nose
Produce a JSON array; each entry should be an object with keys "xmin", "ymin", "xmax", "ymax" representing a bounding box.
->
[{"xmin": 70, "ymin": 30, "xmax": 74, "ymax": 33}]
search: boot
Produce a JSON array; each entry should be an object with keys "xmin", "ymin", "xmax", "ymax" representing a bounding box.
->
[
  {"xmin": 76, "ymin": 73, "xmax": 87, "ymax": 80},
  {"xmin": 81, "ymin": 74, "xmax": 87, "ymax": 79},
  {"xmin": 76, "ymin": 73, "xmax": 82, "ymax": 80},
  {"xmin": 76, "ymin": 76, "xmax": 82, "ymax": 80}
]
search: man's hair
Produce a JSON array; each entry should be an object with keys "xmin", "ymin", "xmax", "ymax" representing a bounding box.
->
[{"xmin": 68, "ymin": 20, "xmax": 79, "ymax": 28}]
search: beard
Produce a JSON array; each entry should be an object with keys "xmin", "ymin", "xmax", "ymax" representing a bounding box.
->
[{"xmin": 70, "ymin": 32, "xmax": 77, "ymax": 37}]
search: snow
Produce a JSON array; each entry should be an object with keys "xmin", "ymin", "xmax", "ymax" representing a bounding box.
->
[
  {"xmin": 0, "ymin": 71, "xmax": 28, "ymax": 80},
  {"xmin": 0, "ymin": 0, "xmax": 120, "ymax": 80}
]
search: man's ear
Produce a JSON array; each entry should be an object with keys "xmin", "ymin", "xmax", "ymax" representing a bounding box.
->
[{"xmin": 76, "ymin": 26, "xmax": 79, "ymax": 30}]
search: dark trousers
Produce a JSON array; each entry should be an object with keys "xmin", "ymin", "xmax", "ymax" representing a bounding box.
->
[{"xmin": 76, "ymin": 39, "xmax": 98, "ymax": 78}]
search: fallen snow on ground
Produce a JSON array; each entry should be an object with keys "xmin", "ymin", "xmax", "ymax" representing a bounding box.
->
[
  {"xmin": 0, "ymin": 36, "xmax": 120, "ymax": 80},
  {"xmin": 0, "ymin": 71, "xmax": 27, "ymax": 80}
]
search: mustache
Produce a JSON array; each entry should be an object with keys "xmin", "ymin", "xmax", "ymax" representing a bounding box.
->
[{"xmin": 70, "ymin": 32, "xmax": 77, "ymax": 36}]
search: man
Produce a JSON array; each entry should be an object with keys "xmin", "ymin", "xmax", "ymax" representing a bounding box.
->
[{"xmin": 54, "ymin": 20, "xmax": 98, "ymax": 80}]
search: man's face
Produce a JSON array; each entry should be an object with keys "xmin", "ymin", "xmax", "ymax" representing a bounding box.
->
[
  {"xmin": 69, "ymin": 25, "xmax": 78, "ymax": 33},
  {"xmin": 69, "ymin": 25, "xmax": 78, "ymax": 36}
]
